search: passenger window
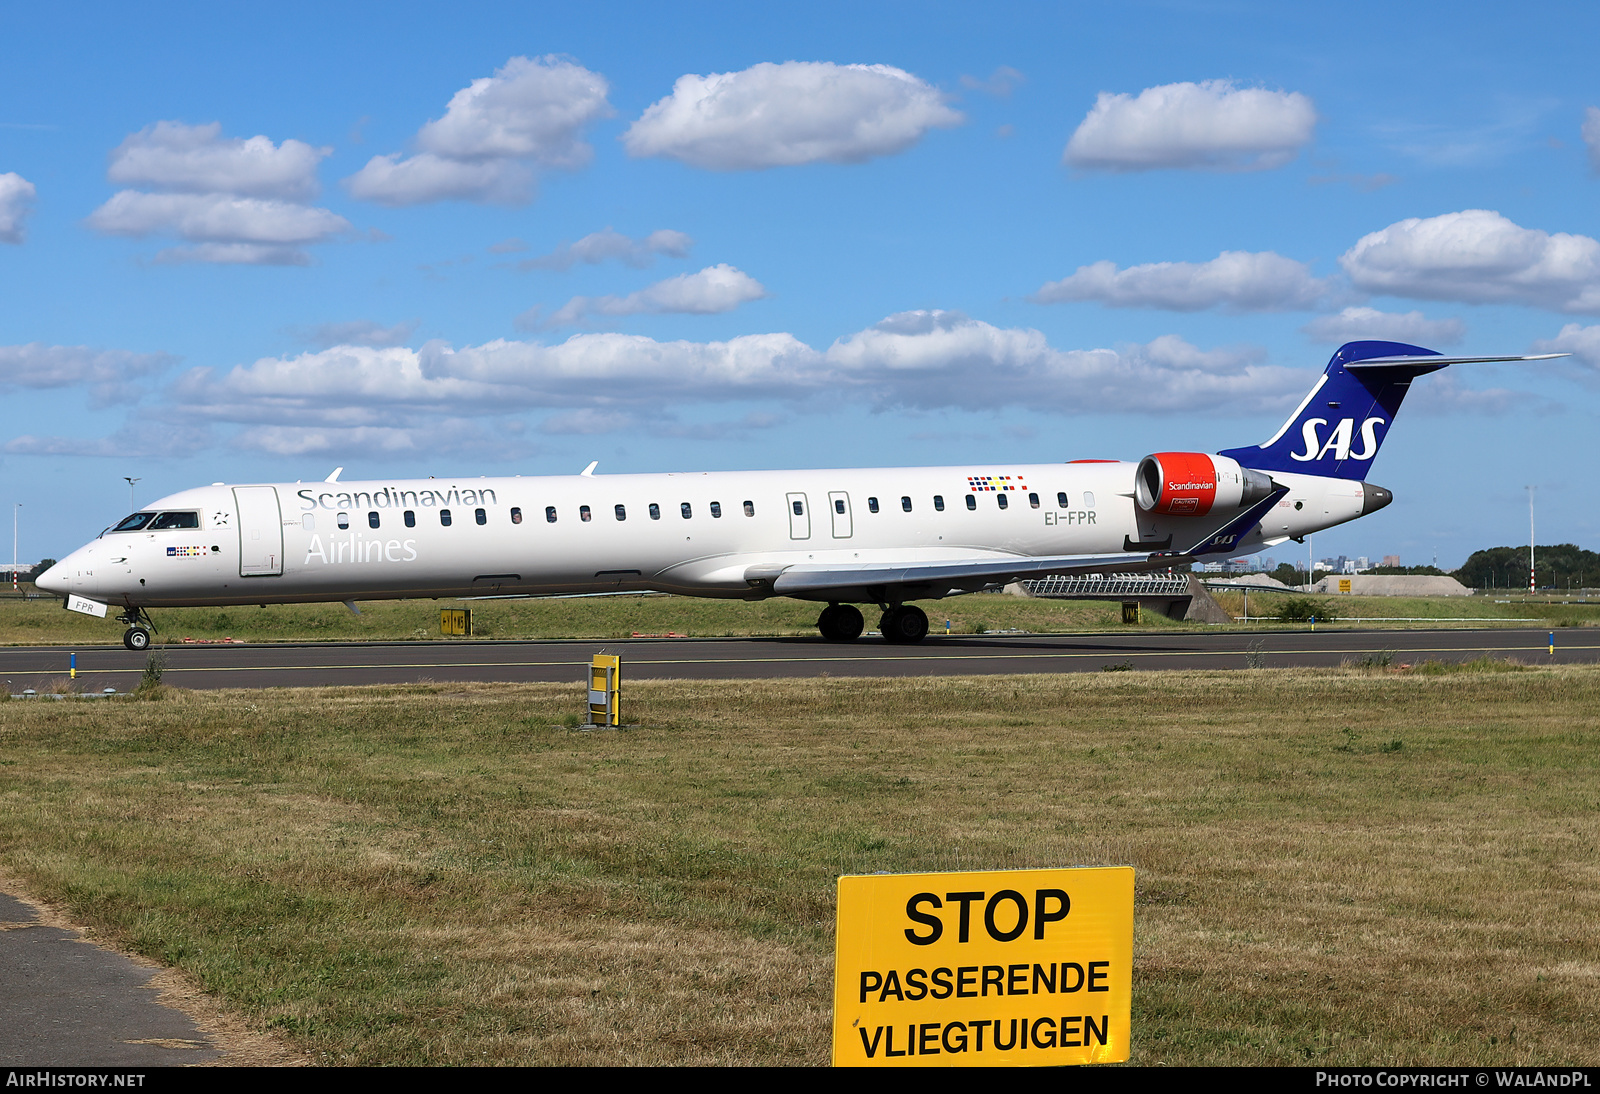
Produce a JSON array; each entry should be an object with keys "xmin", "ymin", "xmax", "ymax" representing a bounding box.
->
[
  {"xmin": 615, "ymin": 504, "xmax": 626, "ymax": 521},
  {"xmin": 368, "ymin": 511, "xmax": 380, "ymax": 529},
  {"xmin": 580, "ymin": 505, "xmax": 592, "ymax": 522},
  {"xmin": 681, "ymin": 502, "xmax": 692, "ymax": 519},
  {"xmin": 1084, "ymin": 492, "xmax": 1096, "ymax": 508},
  {"xmin": 933, "ymin": 495, "xmax": 944, "ymax": 512},
  {"xmin": 966, "ymin": 494, "xmax": 976, "ymax": 510},
  {"xmin": 834, "ymin": 499, "xmax": 846, "ymax": 514},
  {"xmin": 1057, "ymin": 492, "xmax": 1069, "ymax": 508},
  {"xmin": 901, "ymin": 496, "xmax": 912, "ymax": 512},
  {"xmin": 546, "ymin": 506, "xmax": 557, "ymax": 523},
  {"xmin": 998, "ymin": 494, "xmax": 1009, "ymax": 510},
  {"xmin": 303, "ymin": 514, "xmax": 316, "ymax": 531},
  {"xmin": 1029, "ymin": 493, "xmax": 1040, "ymax": 509},
  {"xmin": 440, "ymin": 509, "xmax": 452, "ymax": 526},
  {"xmin": 338, "ymin": 512, "xmax": 350, "ymax": 530},
  {"xmin": 710, "ymin": 501, "xmax": 722, "ymax": 518},
  {"xmin": 511, "ymin": 507, "xmax": 522, "ymax": 524},
  {"xmin": 791, "ymin": 500, "xmax": 803, "ymax": 516},
  {"xmin": 475, "ymin": 508, "xmax": 486, "ymax": 525},
  {"xmin": 743, "ymin": 500, "xmax": 755, "ymax": 516},
  {"xmin": 868, "ymin": 497, "xmax": 879, "ymax": 513},
  {"xmin": 404, "ymin": 510, "xmax": 416, "ymax": 527},
  {"xmin": 649, "ymin": 503, "xmax": 661, "ymax": 520}
]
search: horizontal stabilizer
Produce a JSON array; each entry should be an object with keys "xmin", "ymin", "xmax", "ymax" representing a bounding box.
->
[{"xmin": 1345, "ymin": 353, "xmax": 1566, "ymax": 369}]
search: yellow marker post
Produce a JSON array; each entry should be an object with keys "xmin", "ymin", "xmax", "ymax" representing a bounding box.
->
[
  {"xmin": 833, "ymin": 867, "xmax": 1133, "ymax": 1067},
  {"xmin": 440, "ymin": 608, "xmax": 471, "ymax": 636},
  {"xmin": 588, "ymin": 654, "xmax": 621, "ymax": 727}
]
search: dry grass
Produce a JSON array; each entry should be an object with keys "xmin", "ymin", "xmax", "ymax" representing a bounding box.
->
[{"xmin": 1, "ymin": 667, "xmax": 1598, "ymax": 1065}]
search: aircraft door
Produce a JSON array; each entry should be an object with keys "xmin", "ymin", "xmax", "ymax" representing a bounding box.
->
[
  {"xmin": 786, "ymin": 492, "xmax": 811, "ymax": 540},
  {"xmin": 828, "ymin": 491, "xmax": 852, "ymax": 538},
  {"xmin": 234, "ymin": 486, "xmax": 284, "ymax": 577}
]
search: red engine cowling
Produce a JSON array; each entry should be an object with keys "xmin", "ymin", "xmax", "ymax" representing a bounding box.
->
[{"xmin": 1136, "ymin": 453, "xmax": 1274, "ymax": 516}]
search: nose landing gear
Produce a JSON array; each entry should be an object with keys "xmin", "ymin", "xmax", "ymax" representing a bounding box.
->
[{"xmin": 117, "ymin": 607, "xmax": 156, "ymax": 651}]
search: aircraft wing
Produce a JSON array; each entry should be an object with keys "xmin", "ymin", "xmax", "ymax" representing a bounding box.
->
[{"xmin": 744, "ymin": 551, "xmax": 1189, "ymax": 602}]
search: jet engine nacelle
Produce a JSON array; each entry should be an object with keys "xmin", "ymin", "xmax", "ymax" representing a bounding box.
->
[{"xmin": 1135, "ymin": 452, "xmax": 1275, "ymax": 516}]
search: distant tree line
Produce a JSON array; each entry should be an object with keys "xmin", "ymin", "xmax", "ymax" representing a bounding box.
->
[{"xmin": 1455, "ymin": 544, "xmax": 1599, "ymax": 590}]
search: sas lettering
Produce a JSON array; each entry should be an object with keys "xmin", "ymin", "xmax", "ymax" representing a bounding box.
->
[
  {"xmin": 1290, "ymin": 417, "xmax": 1385, "ymax": 462},
  {"xmin": 904, "ymin": 888, "xmax": 1071, "ymax": 945}
]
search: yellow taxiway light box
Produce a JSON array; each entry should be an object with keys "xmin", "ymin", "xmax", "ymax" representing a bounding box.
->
[{"xmin": 833, "ymin": 866, "xmax": 1133, "ymax": 1067}]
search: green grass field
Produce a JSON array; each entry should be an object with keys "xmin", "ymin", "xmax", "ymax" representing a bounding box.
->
[
  {"xmin": 2, "ymin": 665, "xmax": 1597, "ymax": 1065},
  {"xmin": 2, "ymin": 585, "xmax": 1594, "ymax": 646}
]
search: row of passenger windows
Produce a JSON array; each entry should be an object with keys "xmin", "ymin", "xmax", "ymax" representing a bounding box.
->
[
  {"xmin": 851, "ymin": 491, "xmax": 1089, "ymax": 514},
  {"xmin": 315, "ymin": 500, "xmax": 760, "ymax": 530},
  {"xmin": 311, "ymin": 490, "xmax": 1094, "ymax": 531}
]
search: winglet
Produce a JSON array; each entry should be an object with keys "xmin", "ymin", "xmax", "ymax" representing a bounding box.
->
[
  {"xmin": 580, "ymin": 461, "xmax": 598, "ymax": 477},
  {"xmin": 325, "ymin": 467, "xmax": 343, "ymax": 483}
]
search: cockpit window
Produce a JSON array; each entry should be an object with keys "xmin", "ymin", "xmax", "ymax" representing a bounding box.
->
[
  {"xmin": 113, "ymin": 513, "xmax": 155, "ymax": 532},
  {"xmin": 150, "ymin": 511, "xmax": 200, "ymax": 530}
]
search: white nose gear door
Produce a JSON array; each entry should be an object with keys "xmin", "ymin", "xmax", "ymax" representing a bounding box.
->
[{"xmin": 234, "ymin": 486, "xmax": 284, "ymax": 576}]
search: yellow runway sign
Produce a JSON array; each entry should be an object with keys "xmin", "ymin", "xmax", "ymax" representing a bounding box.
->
[{"xmin": 832, "ymin": 866, "xmax": 1133, "ymax": 1066}]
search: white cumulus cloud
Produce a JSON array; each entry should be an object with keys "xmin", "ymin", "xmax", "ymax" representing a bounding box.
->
[
  {"xmin": 0, "ymin": 342, "xmax": 177, "ymax": 409},
  {"xmin": 106, "ymin": 121, "xmax": 329, "ymax": 201},
  {"xmin": 1340, "ymin": 209, "xmax": 1600, "ymax": 313},
  {"xmin": 1532, "ymin": 322, "xmax": 1600, "ymax": 370},
  {"xmin": 4, "ymin": 421, "xmax": 213, "ymax": 459},
  {"xmin": 520, "ymin": 264, "xmax": 768, "ymax": 329},
  {"xmin": 1032, "ymin": 251, "xmax": 1327, "ymax": 312},
  {"xmin": 521, "ymin": 228, "xmax": 693, "ymax": 271},
  {"xmin": 622, "ymin": 61, "xmax": 961, "ymax": 170},
  {"xmin": 291, "ymin": 319, "xmax": 420, "ymax": 348},
  {"xmin": 344, "ymin": 55, "xmax": 611, "ymax": 206},
  {"xmin": 87, "ymin": 122, "xmax": 348, "ymax": 264},
  {"xmin": 165, "ymin": 311, "xmax": 1301, "ymax": 438},
  {"xmin": 0, "ymin": 172, "xmax": 36, "ymax": 244},
  {"xmin": 1302, "ymin": 307, "xmax": 1466, "ymax": 346},
  {"xmin": 825, "ymin": 311, "xmax": 1296, "ymax": 413},
  {"xmin": 1064, "ymin": 80, "xmax": 1316, "ymax": 172}
]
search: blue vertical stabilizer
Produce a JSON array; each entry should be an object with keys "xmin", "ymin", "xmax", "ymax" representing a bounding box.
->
[{"xmin": 1219, "ymin": 341, "xmax": 1447, "ymax": 480}]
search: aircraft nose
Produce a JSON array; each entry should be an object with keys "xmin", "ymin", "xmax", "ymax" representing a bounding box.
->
[{"xmin": 33, "ymin": 562, "xmax": 67, "ymax": 595}]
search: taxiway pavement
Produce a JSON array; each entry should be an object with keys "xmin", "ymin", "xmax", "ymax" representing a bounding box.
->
[{"xmin": 2, "ymin": 627, "xmax": 1595, "ymax": 692}]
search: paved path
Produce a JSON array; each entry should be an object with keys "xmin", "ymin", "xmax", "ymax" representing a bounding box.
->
[
  {"xmin": 2, "ymin": 627, "xmax": 1595, "ymax": 692},
  {"xmin": 0, "ymin": 893, "xmax": 221, "ymax": 1067}
]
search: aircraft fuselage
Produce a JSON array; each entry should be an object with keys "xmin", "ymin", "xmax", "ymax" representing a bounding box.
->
[{"xmin": 42, "ymin": 461, "xmax": 1360, "ymax": 610}]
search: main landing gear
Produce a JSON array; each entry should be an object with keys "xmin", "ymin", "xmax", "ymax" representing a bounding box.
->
[
  {"xmin": 815, "ymin": 602, "xmax": 931, "ymax": 644},
  {"xmin": 817, "ymin": 603, "xmax": 865, "ymax": 642},
  {"xmin": 117, "ymin": 607, "xmax": 156, "ymax": 652},
  {"xmin": 878, "ymin": 604, "xmax": 929, "ymax": 645}
]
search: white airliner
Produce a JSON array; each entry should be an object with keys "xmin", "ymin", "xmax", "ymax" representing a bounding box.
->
[{"xmin": 36, "ymin": 341, "xmax": 1557, "ymax": 650}]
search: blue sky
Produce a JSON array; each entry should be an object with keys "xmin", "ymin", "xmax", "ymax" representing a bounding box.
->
[{"xmin": 3, "ymin": 0, "xmax": 1598, "ymax": 569}]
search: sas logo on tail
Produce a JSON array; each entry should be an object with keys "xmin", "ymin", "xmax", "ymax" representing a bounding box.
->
[{"xmin": 1290, "ymin": 417, "xmax": 1385, "ymax": 462}]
